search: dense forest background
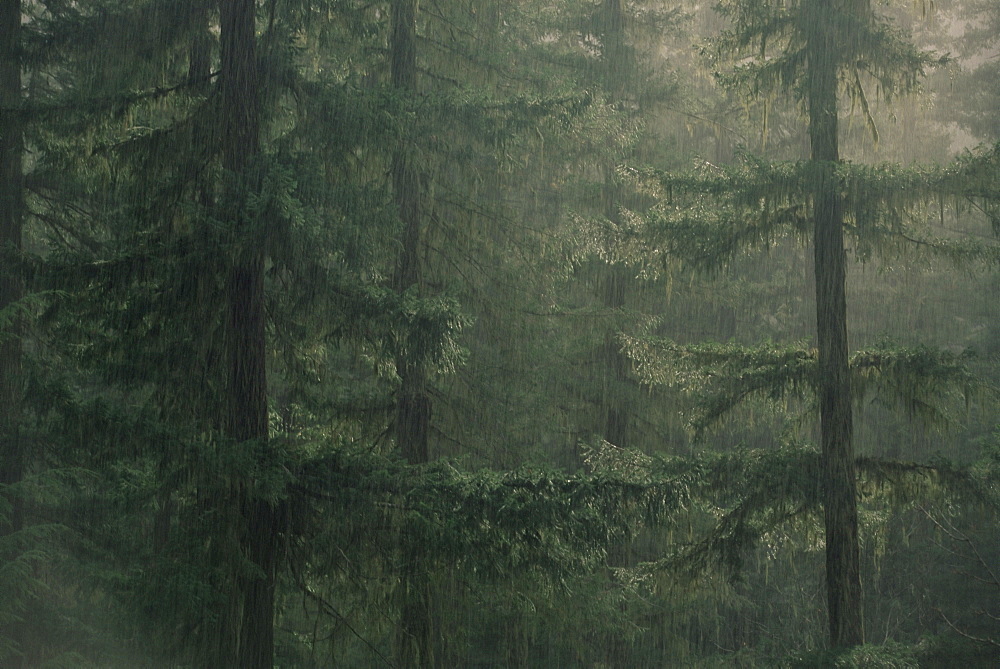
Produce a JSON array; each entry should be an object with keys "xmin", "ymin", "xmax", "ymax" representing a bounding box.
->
[{"xmin": 1, "ymin": 0, "xmax": 998, "ymax": 667}]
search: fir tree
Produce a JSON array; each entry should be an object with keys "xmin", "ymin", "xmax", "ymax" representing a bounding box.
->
[{"xmin": 627, "ymin": 0, "xmax": 989, "ymax": 649}]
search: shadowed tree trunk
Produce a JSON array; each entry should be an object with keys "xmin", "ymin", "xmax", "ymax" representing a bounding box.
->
[
  {"xmin": 219, "ymin": 1, "xmax": 279, "ymax": 666},
  {"xmin": 597, "ymin": 5, "xmax": 635, "ymax": 664},
  {"xmin": 601, "ymin": 266, "xmax": 630, "ymax": 449},
  {"xmin": 153, "ymin": 0, "xmax": 216, "ymax": 560},
  {"xmin": 0, "ymin": 1, "xmax": 24, "ymax": 666},
  {"xmin": 806, "ymin": 0, "xmax": 863, "ymax": 648},
  {"xmin": 597, "ymin": 0, "xmax": 635, "ymax": 452},
  {"xmin": 390, "ymin": 0, "xmax": 434, "ymax": 664},
  {"xmin": 390, "ymin": 0, "xmax": 428, "ymax": 467}
]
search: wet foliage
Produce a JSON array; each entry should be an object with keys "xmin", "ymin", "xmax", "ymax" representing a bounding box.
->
[{"xmin": 0, "ymin": 0, "xmax": 998, "ymax": 666}]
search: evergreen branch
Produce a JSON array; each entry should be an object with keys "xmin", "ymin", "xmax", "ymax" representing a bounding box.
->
[
  {"xmin": 623, "ymin": 337, "xmax": 991, "ymax": 437},
  {"xmin": 636, "ymin": 145, "xmax": 1000, "ymax": 270},
  {"xmin": 0, "ymin": 72, "xmax": 219, "ymax": 121},
  {"xmin": 628, "ymin": 444, "xmax": 824, "ymax": 580},
  {"xmin": 622, "ymin": 337, "xmax": 817, "ymax": 436},
  {"xmin": 27, "ymin": 210, "xmax": 101, "ymax": 254},
  {"xmin": 852, "ymin": 343, "xmax": 988, "ymax": 432},
  {"xmin": 932, "ymin": 607, "xmax": 1000, "ymax": 650},
  {"xmin": 289, "ymin": 560, "xmax": 396, "ymax": 668},
  {"xmin": 712, "ymin": 0, "xmax": 942, "ymax": 103},
  {"xmin": 0, "ymin": 292, "xmax": 57, "ymax": 337},
  {"xmin": 623, "ymin": 450, "xmax": 994, "ymax": 585},
  {"xmin": 293, "ymin": 445, "xmax": 696, "ymax": 585}
]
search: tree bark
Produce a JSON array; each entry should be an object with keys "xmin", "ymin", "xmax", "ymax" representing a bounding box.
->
[
  {"xmin": 390, "ymin": 1, "xmax": 434, "ymax": 664},
  {"xmin": 219, "ymin": 1, "xmax": 278, "ymax": 666},
  {"xmin": 0, "ymin": 1, "xmax": 24, "ymax": 667},
  {"xmin": 597, "ymin": 0, "xmax": 634, "ymax": 452},
  {"xmin": 600, "ymin": 264, "xmax": 630, "ymax": 449},
  {"xmin": 598, "ymin": 6, "xmax": 634, "ymax": 663},
  {"xmin": 153, "ymin": 0, "xmax": 216, "ymax": 560},
  {"xmin": 806, "ymin": 0, "xmax": 863, "ymax": 648},
  {"xmin": 390, "ymin": 0, "xmax": 428, "ymax": 466}
]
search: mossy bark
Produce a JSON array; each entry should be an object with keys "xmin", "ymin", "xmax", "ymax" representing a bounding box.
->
[
  {"xmin": 0, "ymin": 1, "xmax": 25, "ymax": 666},
  {"xmin": 806, "ymin": 0, "xmax": 863, "ymax": 648},
  {"xmin": 219, "ymin": 1, "xmax": 280, "ymax": 666},
  {"xmin": 390, "ymin": 0, "xmax": 435, "ymax": 664}
]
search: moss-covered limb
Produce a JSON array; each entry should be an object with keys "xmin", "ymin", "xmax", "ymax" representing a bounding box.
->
[
  {"xmin": 712, "ymin": 0, "xmax": 940, "ymax": 106},
  {"xmin": 615, "ymin": 445, "xmax": 995, "ymax": 585},
  {"xmin": 850, "ymin": 343, "xmax": 991, "ymax": 430},
  {"xmin": 290, "ymin": 444, "xmax": 701, "ymax": 589},
  {"xmin": 625, "ymin": 338, "xmax": 818, "ymax": 437},
  {"xmin": 856, "ymin": 457, "xmax": 999, "ymax": 512},
  {"xmin": 622, "ymin": 336, "xmax": 993, "ymax": 437},
  {"xmin": 290, "ymin": 443, "xmax": 833, "ymax": 604},
  {"xmin": 630, "ymin": 154, "xmax": 1000, "ymax": 272},
  {"xmin": 618, "ymin": 444, "xmax": 824, "ymax": 580}
]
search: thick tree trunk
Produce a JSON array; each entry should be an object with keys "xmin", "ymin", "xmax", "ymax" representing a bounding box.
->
[
  {"xmin": 219, "ymin": 1, "xmax": 278, "ymax": 666},
  {"xmin": 0, "ymin": 0, "xmax": 23, "ymax": 528},
  {"xmin": 806, "ymin": 1, "xmax": 863, "ymax": 648},
  {"xmin": 0, "ymin": 2, "xmax": 24, "ymax": 667},
  {"xmin": 390, "ymin": 1, "xmax": 434, "ymax": 664},
  {"xmin": 390, "ymin": 0, "xmax": 428, "ymax": 466}
]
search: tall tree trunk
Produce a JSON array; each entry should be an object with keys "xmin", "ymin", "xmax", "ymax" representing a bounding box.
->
[
  {"xmin": 390, "ymin": 1, "xmax": 434, "ymax": 665},
  {"xmin": 597, "ymin": 0, "xmax": 634, "ymax": 451},
  {"xmin": 153, "ymin": 1, "xmax": 216, "ymax": 560},
  {"xmin": 598, "ymin": 193, "xmax": 630, "ymax": 451},
  {"xmin": 601, "ymin": 0, "xmax": 628, "ymax": 100},
  {"xmin": 598, "ymin": 5, "xmax": 634, "ymax": 664},
  {"xmin": 219, "ymin": 1, "xmax": 278, "ymax": 666},
  {"xmin": 806, "ymin": 0, "xmax": 863, "ymax": 648},
  {"xmin": 390, "ymin": 0, "xmax": 428, "ymax": 466},
  {"xmin": 0, "ymin": 1, "xmax": 24, "ymax": 667}
]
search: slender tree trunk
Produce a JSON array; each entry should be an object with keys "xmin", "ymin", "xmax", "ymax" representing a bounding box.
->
[
  {"xmin": 0, "ymin": 2, "xmax": 24, "ymax": 666},
  {"xmin": 390, "ymin": 1, "xmax": 434, "ymax": 664},
  {"xmin": 598, "ymin": 6, "xmax": 634, "ymax": 664},
  {"xmin": 806, "ymin": 0, "xmax": 863, "ymax": 648},
  {"xmin": 598, "ymin": 220, "xmax": 630, "ymax": 452},
  {"xmin": 601, "ymin": 266, "xmax": 630, "ymax": 449},
  {"xmin": 602, "ymin": 0, "xmax": 628, "ymax": 99},
  {"xmin": 597, "ymin": 0, "xmax": 633, "ymax": 451},
  {"xmin": 219, "ymin": 1, "xmax": 278, "ymax": 666}
]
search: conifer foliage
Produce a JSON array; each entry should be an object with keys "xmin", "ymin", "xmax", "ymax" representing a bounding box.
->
[
  {"xmin": 629, "ymin": 0, "xmax": 999, "ymax": 652},
  {"xmin": 1, "ymin": 0, "xmax": 997, "ymax": 666}
]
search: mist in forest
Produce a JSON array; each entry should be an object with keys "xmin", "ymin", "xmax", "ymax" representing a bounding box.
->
[{"xmin": 0, "ymin": 0, "xmax": 997, "ymax": 667}]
